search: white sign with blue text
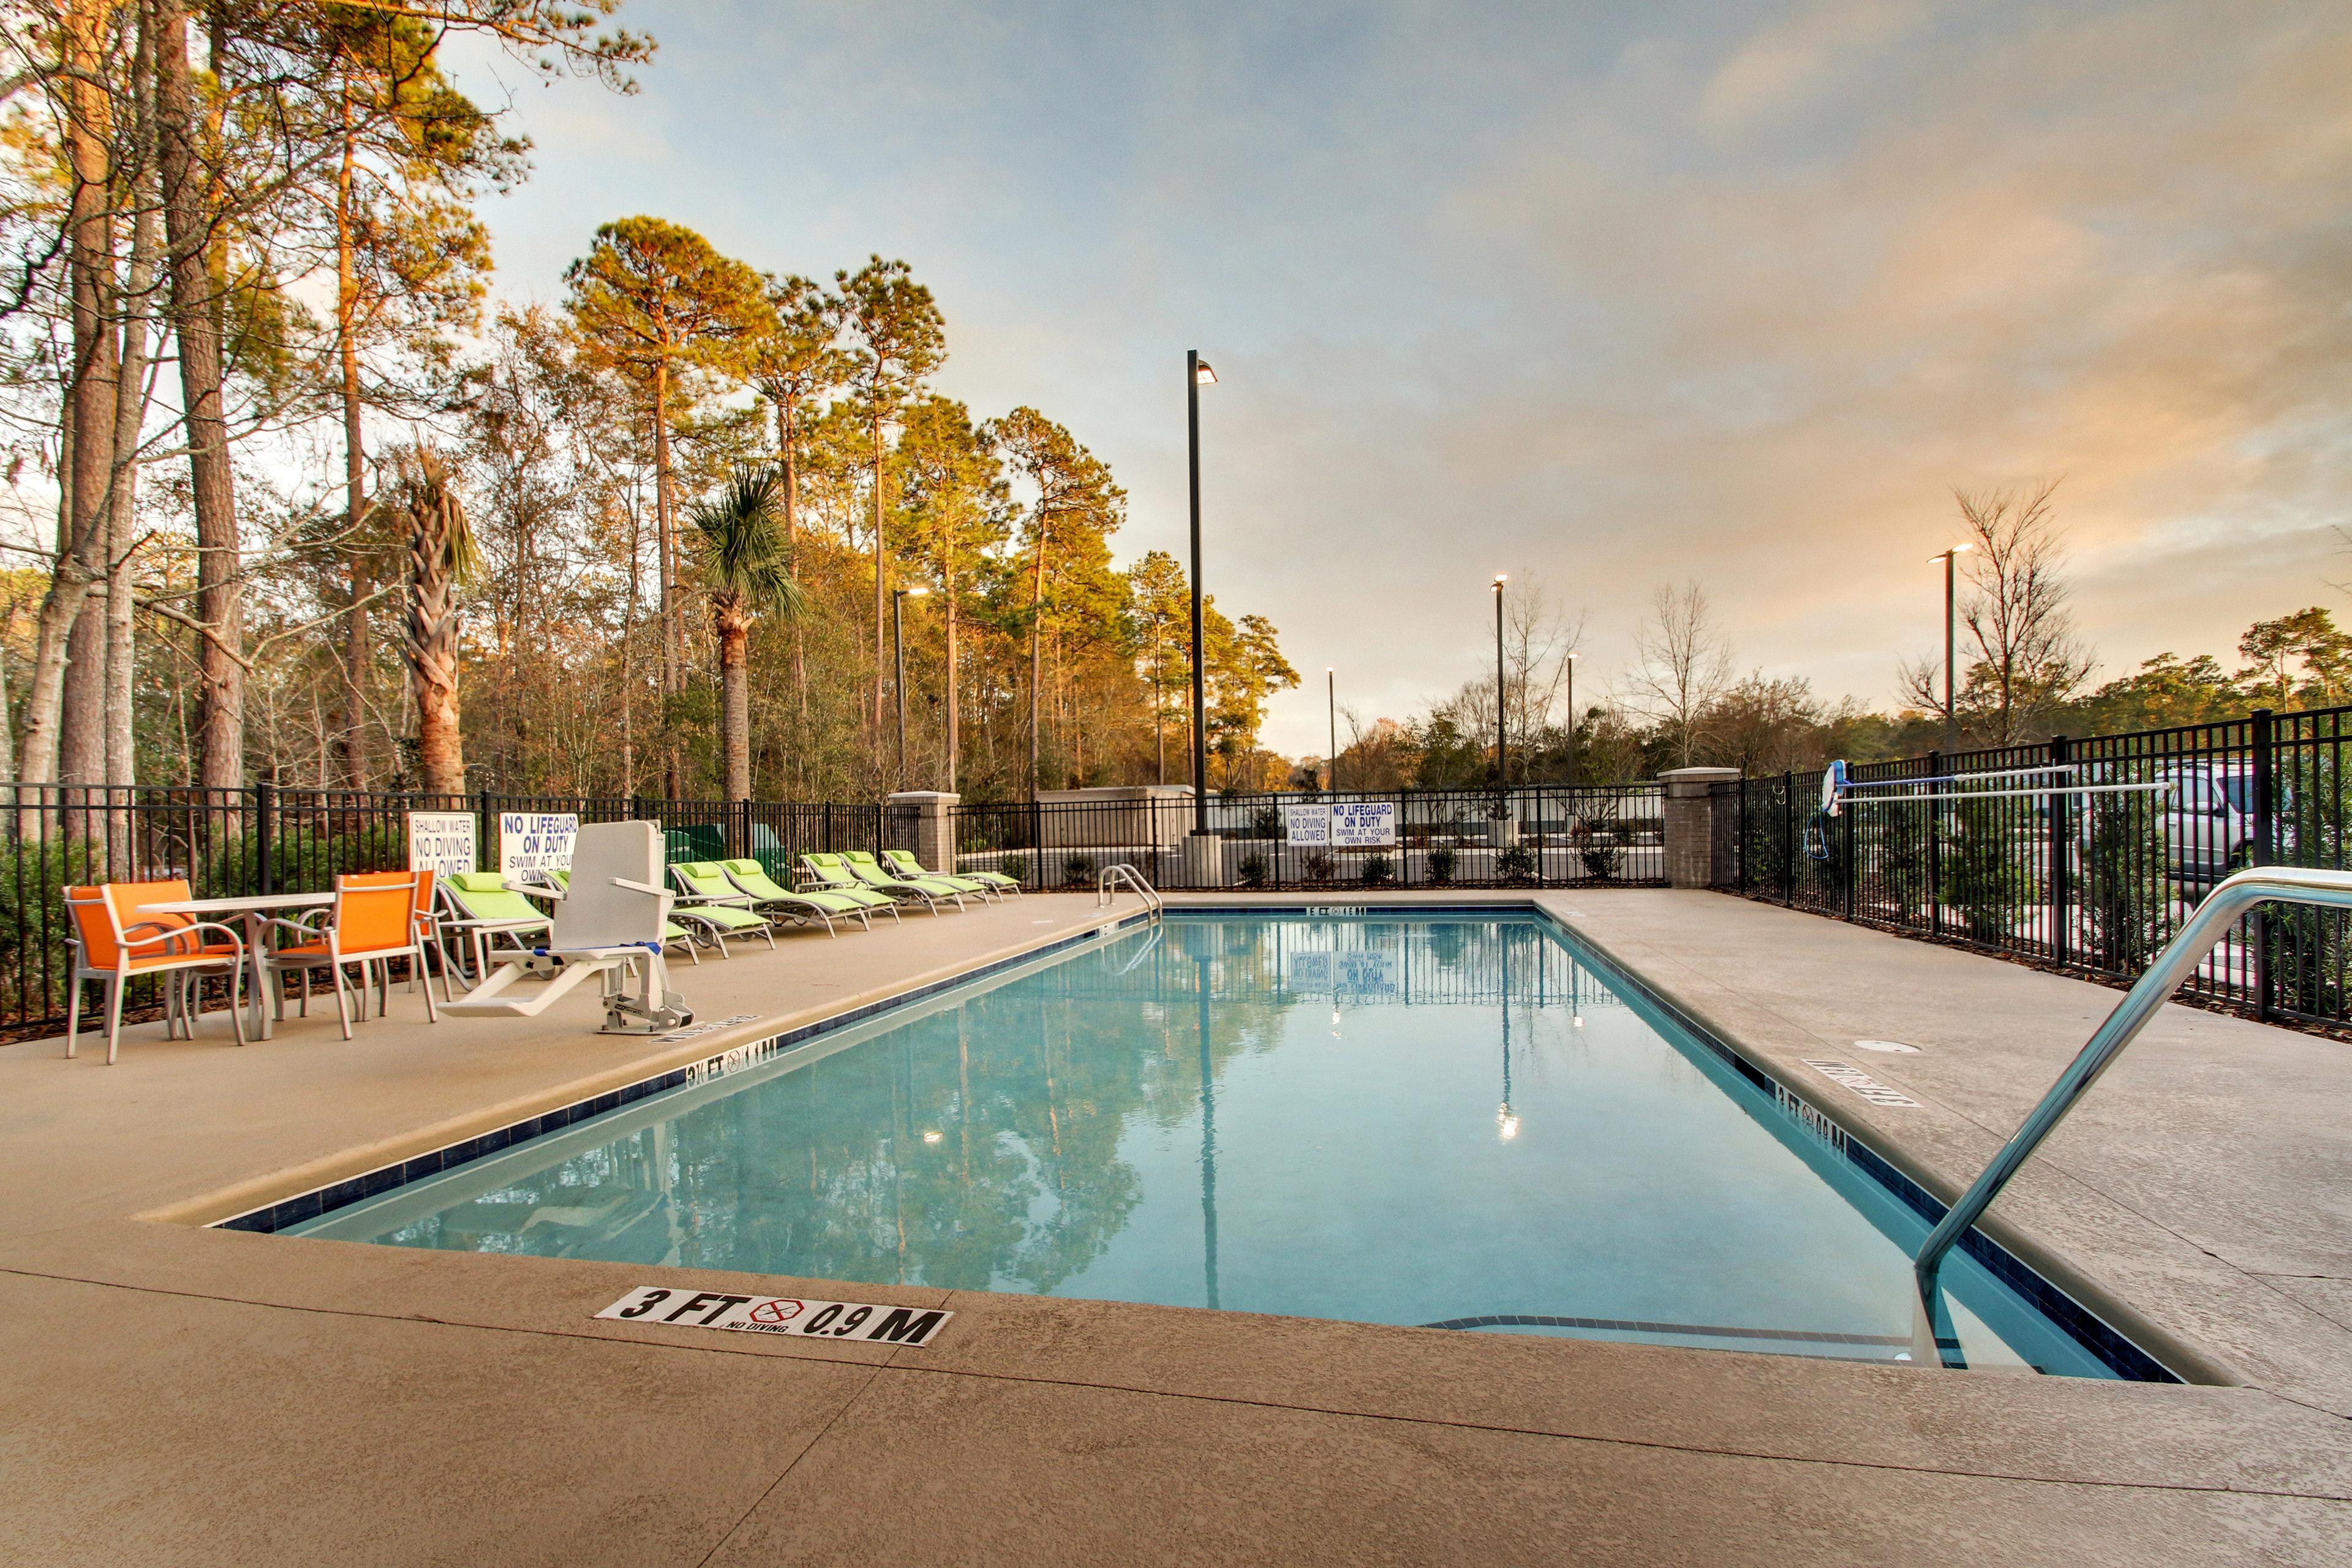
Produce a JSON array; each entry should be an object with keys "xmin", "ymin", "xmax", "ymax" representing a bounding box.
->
[
  {"xmin": 406, "ymin": 812, "xmax": 477, "ymax": 877},
  {"xmin": 1330, "ymin": 801, "xmax": 1398, "ymax": 848},
  {"xmin": 499, "ymin": 812, "xmax": 579, "ymax": 880},
  {"xmin": 1283, "ymin": 804, "xmax": 1331, "ymax": 845}
]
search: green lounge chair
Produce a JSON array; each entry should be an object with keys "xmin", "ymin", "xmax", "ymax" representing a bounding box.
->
[
  {"xmin": 875, "ymin": 850, "xmax": 997, "ymax": 902},
  {"xmin": 804, "ymin": 851, "xmax": 962, "ymax": 915},
  {"xmin": 663, "ymin": 863, "xmax": 778, "ymax": 954},
  {"xmin": 717, "ymin": 858, "xmax": 895, "ymax": 928},
  {"xmin": 438, "ymin": 871, "xmax": 554, "ymax": 986},
  {"xmin": 881, "ymin": 847, "xmax": 1020, "ymax": 898},
  {"xmin": 674, "ymin": 860, "xmax": 854, "ymax": 938},
  {"xmin": 841, "ymin": 850, "xmax": 974, "ymax": 911}
]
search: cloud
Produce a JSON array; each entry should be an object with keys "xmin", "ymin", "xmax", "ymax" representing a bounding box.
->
[{"xmin": 467, "ymin": 1, "xmax": 2352, "ymax": 752}]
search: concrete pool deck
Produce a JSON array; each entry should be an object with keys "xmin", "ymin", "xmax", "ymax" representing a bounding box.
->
[{"xmin": 2, "ymin": 888, "xmax": 2346, "ymax": 1564}]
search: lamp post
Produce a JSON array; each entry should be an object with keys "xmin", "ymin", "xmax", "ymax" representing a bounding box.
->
[
  {"xmin": 1326, "ymin": 668, "xmax": 1336, "ymax": 796},
  {"xmin": 1564, "ymin": 650, "xmax": 1578, "ymax": 788},
  {"xmin": 1928, "ymin": 544, "xmax": 1972, "ymax": 750},
  {"xmin": 1491, "ymin": 574, "xmax": 1508, "ymax": 786},
  {"xmin": 893, "ymin": 585, "xmax": 927, "ymax": 783},
  {"xmin": 1188, "ymin": 350, "xmax": 1216, "ymax": 835}
]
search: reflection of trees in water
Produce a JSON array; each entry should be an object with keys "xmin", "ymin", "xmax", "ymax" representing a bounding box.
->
[{"xmin": 400, "ymin": 918, "xmax": 1607, "ymax": 1290}]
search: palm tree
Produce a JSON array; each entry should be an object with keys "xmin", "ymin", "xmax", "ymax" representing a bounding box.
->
[
  {"xmin": 687, "ymin": 467, "xmax": 805, "ymax": 800},
  {"xmin": 391, "ymin": 449, "xmax": 479, "ymax": 797}
]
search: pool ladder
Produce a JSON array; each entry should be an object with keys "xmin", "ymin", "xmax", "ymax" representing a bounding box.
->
[
  {"xmin": 1097, "ymin": 862, "xmax": 1163, "ymax": 921},
  {"xmin": 1916, "ymin": 865, "xmax": 2352, "ymax": 1289}
]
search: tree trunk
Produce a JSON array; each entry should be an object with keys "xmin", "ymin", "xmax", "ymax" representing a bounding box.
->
[
  {"xmin": 404, "ymin": 467, "xmax": 467, "ymax": 797},
  {"xmin": 336, "ymin": 80, "xmax": 370, "ymax": 788},
  {"xmin": 651, "ymin": 358, "xmax": 679, "ymax": 796},
  {"xmin": 107, "ymin": 53, "xmax": 158, "ymax": 809},
  {"xmin": 943, "ymin": 558, "xmax": 959, "ymax": 793},
  {"xmin": 1028, "ymin": 525, "xmax": 1047, "ymax": 795},
  {"xmin": 24, "ymin": 1, "xmax": 118, "ymax": 802},
  {"xmin": 777, "ymin": 398, "xmax": 807, "ymax": 723},
  {"xmin": 155, "ymin": 0, "xmax": 243, "ymax": 791},
  {"xmin": 716, "ymin": 598, "xmax": 750, "ymax": 801},
  {"xmin": 870, "ymin": 416, "xmax": 886, "ymax": 733}
]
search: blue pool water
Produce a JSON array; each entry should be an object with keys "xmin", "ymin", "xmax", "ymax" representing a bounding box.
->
[{"xmin": 293, "ymin": 913, "xmax": 2146, "ymax": 1377}]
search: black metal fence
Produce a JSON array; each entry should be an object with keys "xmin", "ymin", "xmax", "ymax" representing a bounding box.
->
[
  {"xmin": 9, "ymin": 777, "xmax": 1666, "ymax": 1040},
  {"xmin": 1735, "ymin": 706, "xmax": 2349, "ymax": 1029},
  {"xmin": 0, "ymin": 783, "xmax": 914, "ymax": 1041},
  {"xmin": 951, "ymin": 785, "xmax": 1667, "ymax": 892}
]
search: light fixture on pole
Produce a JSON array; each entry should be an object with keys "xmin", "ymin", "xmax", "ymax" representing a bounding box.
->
[
  {"xmin": 1491, "ymin": 575, "xmax": 1508, "ymax": 788},
  {"xmin": 893, "ymin": 585, "xmax": 927, "ymax": 783},
  {"xmin": 1926, "ymin": 544, "xmax": 1972, "ymax": 750},
  {"xmin": 1188, "ymin": 350, "xmax": 1216, "ymax": 837},
  {"xmin": 1326, "ymin": 668, "xmax": 1336, "ymax": 797}
]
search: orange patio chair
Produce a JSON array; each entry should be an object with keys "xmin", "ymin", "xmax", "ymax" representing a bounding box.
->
[
  {"xmin": 262, "ymin": 872, "xmax": 439, "ymax": 1040},
  {"xmin": 64, "ymin": 881, "xmax": 249, "ymax": 1065}
]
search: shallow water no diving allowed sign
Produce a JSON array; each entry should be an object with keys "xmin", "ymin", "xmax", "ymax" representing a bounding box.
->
[{"xmin": 595, "ymin": 1286, "xmax": 953, "ymax": 1346}]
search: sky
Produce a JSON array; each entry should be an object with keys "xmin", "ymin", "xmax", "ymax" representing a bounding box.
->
[{"xmin": 448, "ymin": 0, "xmax": 2351, "ymax": 756}]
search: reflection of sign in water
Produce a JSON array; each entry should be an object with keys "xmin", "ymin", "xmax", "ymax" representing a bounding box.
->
[
  {"xmin": 499, "ymin": 812, "xmax": 579, "ymax": 880},
  {"xmin": 407, "ymin": 812, "xmax": 476, "ymax": 876},
  {"xmin": 1289, "ymin": 949, "xmax": 1400, "ymax": 995},
  {"xmin": 1283, "ymin": 804, "xmax": 1330, "ymax": 845},
  {"xmin": 1331, "ymin": 801, "xmax": 1397, "ymax": 847}
]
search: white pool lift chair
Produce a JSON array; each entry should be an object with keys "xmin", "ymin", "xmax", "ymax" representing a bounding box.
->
[{"xmin": 440, "ymin": 821, "xmax": 693, "ymax": 1035}]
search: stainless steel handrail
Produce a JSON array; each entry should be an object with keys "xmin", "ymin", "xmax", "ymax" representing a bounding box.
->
[
  {"xmin": 1915, "ymin": 865, "xmax": 2352, "ymax": 1287},
  {"xmin": 1097, "ymin": 862, "xmax": 1163, "ymax": 918}
]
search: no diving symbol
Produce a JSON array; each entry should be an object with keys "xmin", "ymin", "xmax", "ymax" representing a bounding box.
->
[{"xmin": 747, "ymin": 1298, "xmax": 804, "ymax": 1325}]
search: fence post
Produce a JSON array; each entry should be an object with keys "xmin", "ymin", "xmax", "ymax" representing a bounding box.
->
[
  {"xmin": 1782, "ymin": 770, "xmax": 1795, "ymax": 907},
  {"xmin": 476, "ymin": 788, "xmax": 493, "ymax": 878},
  {"xmin": 254, "ymin": 779, "xmax": 274, "ymax": 895},
  {"xmin": 1841, "ymin": 796, "xmax": 1855, "ymax": 921},
  {"xmin": 1926, "ymin": 750, "xmax": 1943, "ymax": 940},
  {"xmin": 2252, "ymin": 708, "xmax": 2275, "ymax": 1022},
  {"xmin": 2048, "ymin": 735, "xmax": 2071, "ymax": 968},
  {"xmin": 1736, "ymin": 776, "xmax": 1747, "ymax": 892}
]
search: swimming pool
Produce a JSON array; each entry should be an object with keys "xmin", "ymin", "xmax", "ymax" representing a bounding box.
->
[{"xmin": 287, "ymin": 911, "xmax": 2166, "ymax": 1379}]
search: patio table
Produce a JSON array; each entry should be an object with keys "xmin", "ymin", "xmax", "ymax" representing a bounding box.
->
[{"xmin": 137, "ymin": 891, "xmax": 336, "ymax": 1042}]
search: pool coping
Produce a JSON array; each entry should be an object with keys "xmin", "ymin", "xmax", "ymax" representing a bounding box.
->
[{"xmin": 179, "ymin": 895, "xmax": 2196, "ymax": 1385}]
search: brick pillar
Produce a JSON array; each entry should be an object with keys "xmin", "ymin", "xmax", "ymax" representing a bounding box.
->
[
  {"xmin": 886, "ymin": 791, "xmax": 960, "ymax": 875},
  {"xmin": 1660, "ymin": 767, "xmax": 1743, "ymax": 889}
]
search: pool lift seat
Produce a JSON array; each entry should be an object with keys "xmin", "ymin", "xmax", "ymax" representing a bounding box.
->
[
  {"xmin": 1915, "ymin": 864, "xmax": 2352, "ymax": 1294},
  {"xmin": 442, "ymin": 821, "xmax": 693, "ymax": 1035}
]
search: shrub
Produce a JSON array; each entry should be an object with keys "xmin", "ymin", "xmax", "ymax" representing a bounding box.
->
[
  {"xmin": 1359, "ymin": 853, "xmax": 1395, "ymax": 886},
  {"xmin": 1001, "ymin": 853, "xmax": 1029, "ymax": 887},
  {"xmin": 1498, "ymin": 845, "xmax": 1537, "ymax": 884},
  {"xmin": 1578, "ymin": 837, "xmax": 1621, "ymax": 882},
  {"xmin": 202, "ymin": 822, "xmax": 405, "ymax": 899},
  {"xmin": 1061, "ymin": 853, "xmax": 1096, "ymax": 886},
  {"xmin": 0, "ymin": 834, "xmax": 103, "ymax": 1020},
  {"xmin": 1237, "ymin": 853, "xmax": 1270, "ymax": 888},
  {"xmin": 1939, "ymin": 807, "xmax": 2036, "ymax": 943},
  {"xmin": 1304, "ymin": 850, "xmax": 1334, "ymax": 884},
  {"xmin": 1249, "ymin": 804, "xmax": 1283, "ymax": 840},
  {"xmin": 1427, "ymin": 845, "xmax": 1457, "ymax": 885},
  {"xmin": 2082, "ymin": 797, "xmax": 2166, "ymax": 973}
]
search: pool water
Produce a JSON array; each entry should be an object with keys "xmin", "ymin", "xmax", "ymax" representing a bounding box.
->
[{"xmin": 293, "ymin": 913, "xmax": 2140, "ymax": 1377}]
